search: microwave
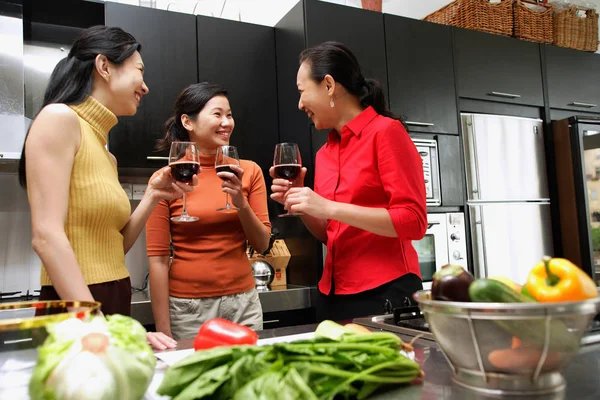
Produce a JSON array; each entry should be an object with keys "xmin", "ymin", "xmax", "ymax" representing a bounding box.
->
[
  {"xmin": 412, "ymin": 138, "xmax": 441, "ymax": 207},
  {"xmin": 413, "ymin": 213, "xmax": 468, "ymax": 289}
]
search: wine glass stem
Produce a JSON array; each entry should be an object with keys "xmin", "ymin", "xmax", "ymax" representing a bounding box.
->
[
  {"xmin": 225, "ymin": 192, "xmax": 230, "ymax": 208},
  {"xmin": 182, "ymin": 193, "xmax": 188, "ymax": 217}
]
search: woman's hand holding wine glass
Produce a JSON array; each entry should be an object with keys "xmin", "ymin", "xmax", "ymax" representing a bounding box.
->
[
  {"xmin": 215, "ymin": 146, "xmax": 244, "ymax": 212},
  {"xmin": 168, "ymin": 141, "xmax": 201, "ymax": 222},
  {"xmin": 269, "ymin": 143, "xmax": 305, "ymax": 217}
]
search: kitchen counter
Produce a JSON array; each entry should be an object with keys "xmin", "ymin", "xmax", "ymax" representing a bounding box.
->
[
  {"xmin": 3, "ymin": 322, "xmax": 600, "ymax": 399},
  {"xmin": 163, "ymin": 324, "xmax": 600, "ymax": 399},
  {"xmin": 131, "ymin": 285, "xmax": 315, "ymax": 326}
]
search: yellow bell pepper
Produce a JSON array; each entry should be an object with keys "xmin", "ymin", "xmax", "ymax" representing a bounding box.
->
[{"xmin": 525, "ymin": 256, "xmax": 598, "ymax": 302}]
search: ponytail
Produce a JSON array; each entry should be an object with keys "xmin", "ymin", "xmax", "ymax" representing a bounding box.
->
[
  {"xmin": 18, "ymin": 26, "xmax": 141, "ymax": 188},
  {"xmin": 155, "ymin": 115, "xmax": 191, "ymax": 151}
]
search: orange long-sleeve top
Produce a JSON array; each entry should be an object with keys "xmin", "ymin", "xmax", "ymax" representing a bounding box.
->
[{"xmin": 146, "ymin": 153, "xmax": 271, "ymax": 298}]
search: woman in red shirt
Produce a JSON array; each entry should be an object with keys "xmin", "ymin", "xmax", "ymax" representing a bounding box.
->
[{"xmin": 271, "ymin": 41, "xmax": 427, "ymax": 321}]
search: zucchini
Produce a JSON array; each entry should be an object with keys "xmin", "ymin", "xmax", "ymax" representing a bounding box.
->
[
  {"xmin": 469, "ymin": 279, "xmax": 535, "ymax": 303},
  {"xmin": 468, "ymin": 279, "xmax": 580, "ymax": 352}
]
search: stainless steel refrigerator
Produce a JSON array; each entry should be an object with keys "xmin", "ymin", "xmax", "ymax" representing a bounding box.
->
[{"xmin": 462, "ymin": 113, "xmax": 553, "ymax": 284}]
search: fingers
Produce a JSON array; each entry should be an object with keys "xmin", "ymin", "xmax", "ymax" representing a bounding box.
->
[
  {"xmin": 147, "ymin": 331, "xmax": 177, "ymax": 351},
  {"xmin": 269, "ymin": 166, "xmax": 275, "ymax": 179}
]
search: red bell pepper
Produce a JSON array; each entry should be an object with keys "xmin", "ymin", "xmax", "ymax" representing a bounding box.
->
[{"xmin": 193, "ymin": 318, "xmax": 258, "ymax": 351}]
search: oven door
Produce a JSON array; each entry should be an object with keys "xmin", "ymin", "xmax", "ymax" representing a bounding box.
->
[{"xmin": 412, "ymin": 214, "xmax": 449, "ymax": 289}]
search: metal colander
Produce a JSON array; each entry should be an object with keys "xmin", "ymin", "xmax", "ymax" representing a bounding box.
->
[{"xmin": 413, "ymin": 290, "xmax": 600, "ymax": 396}]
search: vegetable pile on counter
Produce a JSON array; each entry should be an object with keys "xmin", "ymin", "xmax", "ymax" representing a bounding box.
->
[
  {"xmin": 29, "ymin": 314, "xmax": 156, "ymax": 400},
  {"xmin": 430, "ymin": 257, "xmax": 599, "ymax": 367},
  {"xmin": 157, "ymin": 320, "xmax": 423, "ymax": 400},
  {"xmin": 431, "ymin": 256, "xmax": 598, "ymax": 304}
]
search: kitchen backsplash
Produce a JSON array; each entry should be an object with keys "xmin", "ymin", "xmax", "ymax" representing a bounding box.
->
[{"xmin": 0, "ymin": 173, "xmax": 149, "ymax": 297}]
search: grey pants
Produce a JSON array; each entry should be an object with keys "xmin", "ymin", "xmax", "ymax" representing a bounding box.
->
[{"xmin": 169, "ymin": 288, "xmax": 263, "ymax": 340}]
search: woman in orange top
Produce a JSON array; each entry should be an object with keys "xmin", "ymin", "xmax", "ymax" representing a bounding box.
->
[{"xmin": 146, "ymin": 83, "xmax": 271, "ymax": 340}]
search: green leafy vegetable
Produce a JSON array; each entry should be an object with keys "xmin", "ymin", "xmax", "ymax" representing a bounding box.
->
[{"xmin": 157, "ymin": 321, "xmax": 422, "ymax": 400}]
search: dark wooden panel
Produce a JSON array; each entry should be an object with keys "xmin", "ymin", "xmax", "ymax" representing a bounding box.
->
[
  {"xmin": 385, "ymin": 15, "xmax": 458, "ymax": 134},
  {"xmin": 437, "ymin": 134, "xmax": 464, "ymax": 206},
  {"xmin": 545, "ymin": 45, "xmax": 600, "ymax": 114},
  {"xmin": 454, "ymin": 28, "xmax": 543, "ymax": 106},
  {"xmin": 274, "ymin": 0, "xmax": 314, "ymax": 188},
  {"xmin": 105, "ymin": 3, "xmax": 197, "ymax": 168},
  {"xmin": 305, "ymin": 0, "xmax": 388, "ymax": 99},
  {"xmin": 196, "ymin": 16, "xmax": 278, "ymax": 174}
]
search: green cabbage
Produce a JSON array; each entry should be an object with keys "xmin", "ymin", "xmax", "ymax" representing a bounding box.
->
[{"xmin": 29, "ymin": 314, "xmax": 156, "ymax": 400}]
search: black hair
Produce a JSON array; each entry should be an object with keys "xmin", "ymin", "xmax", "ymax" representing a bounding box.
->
[
  {"xmin": 18, "ymin": 25, "xmax": 141, "ymax": 188},
  {"xmin": 156, "ymin": 82, "xmax": 229, "ymax": 151},
  {"xmin": 299, "ymin": 41, "xmax": 404, "ymax": 123}
]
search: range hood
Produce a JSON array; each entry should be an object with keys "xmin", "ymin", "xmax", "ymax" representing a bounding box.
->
[{"xmin": 0, "ymin": 2, "xmax": 31, "ymax": 162}]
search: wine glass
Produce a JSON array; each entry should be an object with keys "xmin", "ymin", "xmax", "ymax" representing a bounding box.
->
[
  {"xmin": 273, "ymin": 142, "xmax": 303, "ymax": 217},
  {"xmin": 215, "ymin": 145, "xmax": 240, "ymax": 213},
  {"xmin": 169, "ymin": 141, "xmax": 200, "ymax": 222}
]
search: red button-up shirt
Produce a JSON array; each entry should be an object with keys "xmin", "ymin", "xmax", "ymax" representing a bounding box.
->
[{"xmin": 314, "ymin": 106, "xmax": 427, "ymax": 295}]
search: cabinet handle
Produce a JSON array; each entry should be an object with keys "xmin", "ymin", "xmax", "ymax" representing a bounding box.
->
[
  {"xmin": 488, "ymin": 91, "xmax": 521, "ymax": 99},
  {"xmin": 570, "ymin": 101, "xmax": 597, "ymax": 108},
  {"xmin": 263, "ymin": 319, "xmax": 280, "ymax": 324},
  {"xmin": 146, "ymin": 156, "xmax": 169, "ymax": 160},
  {"xmin": 405, "ymin": 121, "xmax": 435, "ymax": 127}
]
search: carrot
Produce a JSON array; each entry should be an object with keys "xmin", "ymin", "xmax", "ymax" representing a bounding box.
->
[{"xmin": 488, "ymin": 348, "xmax": 562, "ymax": 372}]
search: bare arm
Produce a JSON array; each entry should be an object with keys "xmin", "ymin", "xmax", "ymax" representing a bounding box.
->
[
  {"xmin": 148, "ymin": 255, "xmax": 172, "ymax": 337},
  {"xmin": 121, "ymin": 167, "xmax": 197, "ymax": 254},
  {"xmin": 299, "ymin": 214, "xmax": 328, "ymax": 243},
  {"xmin": 26, "ymin": 104, "xmax": 94, "ymax": 302}
]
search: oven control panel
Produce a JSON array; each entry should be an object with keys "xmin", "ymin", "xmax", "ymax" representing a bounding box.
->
[{"xmin": 447, "ymin": 213, "xmax": 467, "ymax": 269}]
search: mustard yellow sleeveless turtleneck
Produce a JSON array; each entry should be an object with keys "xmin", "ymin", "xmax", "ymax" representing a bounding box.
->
[{"xmin": 40, "ymin": 96, "xmax": 131, "ymax": 286}]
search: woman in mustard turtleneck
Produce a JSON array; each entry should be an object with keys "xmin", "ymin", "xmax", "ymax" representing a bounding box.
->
[{"xmin": 18, "ymin": 26, "xmax": 195, "ymax": 350}]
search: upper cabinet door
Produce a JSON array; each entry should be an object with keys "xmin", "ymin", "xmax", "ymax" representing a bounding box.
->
[
  {"xmin": 385, "ymin": 15, "xmax": 458, "ymax": 134},
  {"xmin": 196, "ymin": 16, "xmax": 279, "ymax": 172},
  {"xmin": 454, "ymin": 28, "xmax": 544, "ymax": 106},
  {"xmin": 545, "ymin": 45, "xmax": 600, "ymax": 113},
  {"xmin": 304, "ymin": 0, "xmax": 388, "ymax": 98},
  {"xmin": 105, "ymin": 3, "xmax": 197, "ymax": 168}
]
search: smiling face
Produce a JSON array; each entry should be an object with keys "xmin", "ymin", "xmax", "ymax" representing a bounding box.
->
[
  {"xmin": 297, "ymin": 61, "xmax": 334, "ymax": 130},
  {"xmin": 105, "ymin": 51, "xmax": 149, "ymax": 116},
  {"xmin": 184, "ymin": 95, "xmax": 234, "ymax": 152}
]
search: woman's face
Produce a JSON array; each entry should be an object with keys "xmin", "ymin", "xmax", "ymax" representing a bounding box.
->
[
  {"xmin": 297, "ymin": 62, "xmax": 334, "ymax": 130},
  {"xmin": 185, "ymin": 95, "xmax": 234, "ymax": 152},
  {"xmin": 107, "ymin": 51, "xmax": 149, "ymax": 116}
]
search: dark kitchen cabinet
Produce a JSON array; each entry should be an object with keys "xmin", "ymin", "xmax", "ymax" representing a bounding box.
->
[
  {"xmin": 196, "ymin": 16, "xmax": 278, "ymax": 173},
  {"xmin": 105, "ymin": 3, "xmax": 197, "ymax": 168},
  {"xmin": 385, "ymin": 15, "xmax": 458, "ymax": 134},
  {"xmin": 545, "ymin": 45, "xmax": 600, "ymax": 114},
  {"xmin": 276, "ymin": 0, "xmax": 388, "ymax": 185},
  {"xmin": 453, "ymin": 28, "xmax": 544, "ymax": 107}
]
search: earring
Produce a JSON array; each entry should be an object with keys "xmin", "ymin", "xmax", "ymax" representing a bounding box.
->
[{"xmin": 329, "ymin": 98, "xmax": 334, "ymax": 108}]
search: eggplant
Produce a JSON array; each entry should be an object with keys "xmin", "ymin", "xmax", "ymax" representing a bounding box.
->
[{"xmin": 431, "ymin": 264, "xmax": 474, "ymax": 302}]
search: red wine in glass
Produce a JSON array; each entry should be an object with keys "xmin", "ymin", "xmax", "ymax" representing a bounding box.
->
[
  {"xmin": 171, "ymin": 161, "xmax": 200, "ymax": 182},
  {"xmin": 273, "ymin": 164, "xmax": 301, "ymax": 181},
  {"xmin": 168, "ymin": 141, "xmax": 200, "ymax": 222},
  {"xmin": 273, "ymin": 143, "xmax": 303, "ymax": 217},
  {"xmin": 215, "ymin": 164, "xmax": 239, "ymax": 178},
  {"xmin": 215, "ymin": 146, "xmax": 240, "ymax": 212}
]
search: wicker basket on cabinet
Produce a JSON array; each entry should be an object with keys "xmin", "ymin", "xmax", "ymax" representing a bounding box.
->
[
  {"xmin": 424, "ymin": 0, "xmax": 514, "ymax": 37},
  {"xmin": 513, "ymin": 0, "xmax": 553, "ymax": 43},
  {"xmin": 553, "ymin": 6, "xmax": 599, "ymax": 52}
]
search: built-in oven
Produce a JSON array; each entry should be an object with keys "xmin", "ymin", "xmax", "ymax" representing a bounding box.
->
[
  {"xmin": 411, "ymin": 138, "xmax": 441, "ymax": 207},
  {"xmin": 412, "ymin": 213, "xmax": 468, "ymax": 289}
]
